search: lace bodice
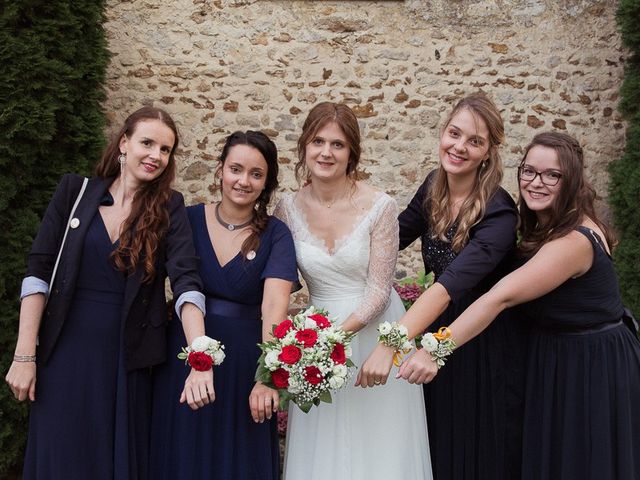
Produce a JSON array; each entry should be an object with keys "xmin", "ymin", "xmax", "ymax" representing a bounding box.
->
[{"xmin": 274, "ymin": 192, "xmax": 399, "ymax": 325}]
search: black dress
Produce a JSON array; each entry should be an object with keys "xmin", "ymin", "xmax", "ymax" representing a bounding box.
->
[
  {"xmin": 521, "ymin": 227, "xmax": 640, "ymax": 480},
  {"xmin": 399, "ymin": 172, "xmax": 526, "ymax": 480},
  {"xmin": 23, "ymin": 212, "xmax": 151, "ymax": 480}
]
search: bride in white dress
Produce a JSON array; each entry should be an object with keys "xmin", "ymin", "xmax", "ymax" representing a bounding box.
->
[{"xmin": 275, "ymin": 102, "xmax": 432, "ymax": 480}]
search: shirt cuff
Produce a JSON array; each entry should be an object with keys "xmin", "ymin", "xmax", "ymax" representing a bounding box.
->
[
  {"xmin": 21, "ymin": 276, "xmax": 49, "ymax": 300},
  {"xmin": 175, "ymin": 291, "xmax": 206, "ymax": 320}
]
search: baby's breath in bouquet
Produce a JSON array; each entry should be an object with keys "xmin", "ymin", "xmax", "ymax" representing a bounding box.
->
[{"xmin": 255, "ymin": 306, "xmax": 355, "ymax": 413}]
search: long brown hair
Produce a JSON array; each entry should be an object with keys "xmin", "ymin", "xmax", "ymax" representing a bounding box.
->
[
  {"xmin": 95, "ymin": 106, "xmax": 179, "ymax": 282},
  {"xmin": 427, "ymin": 93, "xmax": 504, "ymax": 252},
  {"xmin": 215, "ymin": 131, "xmax": 280, "ymax": 258},
  {"xmin": 294, "ymin": 102, "xmax": 361, "ymax": 183},
  {"xmin": 518, "ymin": 131, "xmax": 616, "ymax": 254}
]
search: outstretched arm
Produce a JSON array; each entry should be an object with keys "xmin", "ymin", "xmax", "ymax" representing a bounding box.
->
[{"xmin": 448, "ymin": 230, "xmax": 594, "ymax": 347}]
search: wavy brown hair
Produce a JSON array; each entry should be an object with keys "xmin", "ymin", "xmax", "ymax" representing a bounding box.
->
[
  {"xmin": 95, "ymin": 106, "xmax": 178, "ymax": 282},
  {"xmin": 294, "ymin": 102, "xmax": 361, "ymax": 184},
  {"xmin": 427, "ymin": 93, "xmax": 505, "ymax": 252},
  {"xmin": 215, "ymin": 131, "xmax": 280, "ymax": 258},
  {"xmin": 518, "ymin": 131, "xmax": 615, "ymax": 255}
]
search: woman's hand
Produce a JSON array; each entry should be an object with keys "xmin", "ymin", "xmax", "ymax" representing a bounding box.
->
[
  {"xmin": 5, "ymin": 361, "xmax": 37, "ymax": 402},
  {"xmin": 249, "ymin": 381, "xmax": 279, "ymax": 423},
  {"xmin": 355, "ymin": 343, "xmax": 395, "ymax": 388},
  {"xmin": 397, "ymin": 348, "xmax": 439, "ymax": 384},
  {"xmin": 180, "ymin": 368, "xmax": 215, "ymax": 410}
]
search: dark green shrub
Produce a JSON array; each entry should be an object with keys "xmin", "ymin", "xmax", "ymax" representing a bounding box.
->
[
  {"xmin": 0, "ymin": 1, "xmax": 109, "ymax": 474},
  {"xmin": 611, "ymin": 0, "xmax": 640, "ymax": 317}
]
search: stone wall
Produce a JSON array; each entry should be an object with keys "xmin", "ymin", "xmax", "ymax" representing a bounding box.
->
[{"xmin": 104, "ymin": 0, "xmax": 625, "ymax": 279}]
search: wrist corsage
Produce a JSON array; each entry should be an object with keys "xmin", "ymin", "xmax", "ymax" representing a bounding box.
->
[
  {"xmin": 421, "ymin": 327, "xmax": 456, "ymax": 368},
  {"xmin": 178, "ymin": 335, "xmax": 225, "ymax": 371},
  {"xmin": 377, "ymin": 321, "xmax": 413, "ymax": 366}
]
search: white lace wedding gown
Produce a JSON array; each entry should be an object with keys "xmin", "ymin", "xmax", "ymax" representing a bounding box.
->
[{"xmin": 275, "ymin": 192, "xmax": 432, "ymax": 480}]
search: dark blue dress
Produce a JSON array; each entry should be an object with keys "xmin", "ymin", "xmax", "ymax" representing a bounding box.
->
[
  {"xmin": 23, "ymin": 212, "xmax": 151, "ymax": 480},
  {"xmin": 521, "ymin": 227, "xmax": 640, "ymax": 480},
  {"xmin": 150, "ymin": 204, "xmax": 297, "ymax": 480},
  {"xmin": 399, "ymin": 172, "xmax": 526, "ymax": 480}
]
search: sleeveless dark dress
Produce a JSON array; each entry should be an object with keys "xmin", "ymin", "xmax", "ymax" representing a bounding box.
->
[
  {"xmin": 521, "ymin": 227, "xmax": 640, "ymax": 480},
  {"xmin": 23, "ymin": 212, "xmax": 151, "ymax": 480},
  {"xmin": 150, "ymin": 204, "xmax": 297, "ymax": 480},
  {"xmin": 399, "ymin": 173, "xmax": 527, "ymax": 480}
]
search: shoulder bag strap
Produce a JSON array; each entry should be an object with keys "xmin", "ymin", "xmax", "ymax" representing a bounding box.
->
[{"xmin": 47, "ymin": 177, "xmax": 89, "ymax": 297}]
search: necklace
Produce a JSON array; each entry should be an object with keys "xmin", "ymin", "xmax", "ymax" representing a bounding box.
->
[
  {"xmin": 312, "ymin": 185, "xmax": 349, "ymax": 209},
  {"xmin": 215, "ymin": 203, "xmax": 253, "ymax": 231}
]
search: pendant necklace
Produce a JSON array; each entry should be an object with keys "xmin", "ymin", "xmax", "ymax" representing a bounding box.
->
[{"xmin": 215, "ymin": 203, "xmax": 252, "ymax": 231}]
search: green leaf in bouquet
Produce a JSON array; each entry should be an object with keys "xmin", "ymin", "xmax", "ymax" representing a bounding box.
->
[
  {"xmin": 298, "ymin": 401, "xmax": 313, "ymax": 413},
  {"xmin": 345, "ymin": 359, "xmax": 355, "ymax": 368},
  {"xmin": 319, "ymin": 389, "xmax": 332, "ymax": 404}
]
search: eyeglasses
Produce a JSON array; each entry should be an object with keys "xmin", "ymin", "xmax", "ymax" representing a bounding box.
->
[{"xmin": 518, "ymin": 165, "xmax": 563, "ymax": 186}]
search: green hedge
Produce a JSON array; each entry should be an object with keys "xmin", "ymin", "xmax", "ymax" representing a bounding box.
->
[
  {"xmin": 610, "ymin": 0, "xmax": 640, "ymax": 317},
  {"xmin": 0, "ymin": 1, "xmax": 109, "ymax": 475}
]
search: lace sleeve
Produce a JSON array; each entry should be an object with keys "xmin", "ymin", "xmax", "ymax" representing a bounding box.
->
[
  {"xmin": 272, "ymin": 196, "xmax": 289, "ymax": 226},
  {"xmin": 351, "ymin": 196, "xmax": 400, "ymax": 325}
]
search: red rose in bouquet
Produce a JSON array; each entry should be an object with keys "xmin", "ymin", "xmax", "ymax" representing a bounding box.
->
[
  {"xmin": 272, "ymin": 368, "xmax": 290, "ymax": 388},
  {"xmin": 295, "ymin": 328, "xmax": 318, "ymax": 348},
  {"xmin": 304, "ymin": 366, "xmax": 323, "ymax": 385},
  {"xmin": 188, "ymin": 351, "xmax": 214, "ymax": 371},
  {"xmin": 279, "ymin": 345, "xmax": 302, "ymax": 365},
  {"xmin": 308, "ymin": 313, "xmax": 331, "ymax": 329},
  {"xmin": 274, "ymin": 319, "xmax": 294, "ymax": 339},
  {"xmin": 330, "ymin": 343, "xmax": 346, "ymax": 365}
]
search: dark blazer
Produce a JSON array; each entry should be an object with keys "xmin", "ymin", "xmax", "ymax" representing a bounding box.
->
[{"xmin": 26, "ymin": 174, "xmax": 203, "ymax": 371}]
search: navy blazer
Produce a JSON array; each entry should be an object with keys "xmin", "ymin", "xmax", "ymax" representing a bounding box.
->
[{"xmin": 26, "ymin": 174, "xmax": 203, "ymax": 371}]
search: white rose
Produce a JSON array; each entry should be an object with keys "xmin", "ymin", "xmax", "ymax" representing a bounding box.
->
[
  {"xmin": 212, "ymin": 349, "xmax": 226, "ymax": 365},
  {"xmin": 332, "ymin": 364, "xmax": 348, "ymax": 377},
  {"xmin": 398, "ymin": 325, "xmax": 409, "ymax": 337},
  {"xmin": 378, "ymin": 322, "xmax": 392, "ymax": 335},
  {"xmin": 191, "ymin": 335, "xmax": 213, "ymax": 352},
  {"xmin": 329, "ymin": 375, "xmax": 345, "ymax": 389},
  {"xmin": 287, "ymin": 378, "xmax": 302, "ymax": 394},
  {"xmin": 421, "ymin": 333, "xmax": 438, "ymax": 352},
  {"xmin": 402, "ymin": 340, "xmax": 413, "ymax": 351},
  {"xmin": 265, "ymin": 350, "xmax": 281, "ymax": 370}
]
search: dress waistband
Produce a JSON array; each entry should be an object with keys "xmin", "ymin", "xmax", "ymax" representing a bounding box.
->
[
  {"xmin": 534, "ymin": 320, "xmax": 623, "ymax": 336},
  {"xmin": 205, "ymin": 297, "xmax": 261, "ymax": 319}
]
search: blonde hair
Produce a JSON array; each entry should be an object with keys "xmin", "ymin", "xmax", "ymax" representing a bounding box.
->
[{"xmin": 427, "ymin": 93, "xmax": 504, "ymax": 252}]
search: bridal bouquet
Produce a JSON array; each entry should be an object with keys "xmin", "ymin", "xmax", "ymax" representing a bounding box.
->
[{"xmin": 255, "ymin": 306, "xmax": 355, "ymax": 413}]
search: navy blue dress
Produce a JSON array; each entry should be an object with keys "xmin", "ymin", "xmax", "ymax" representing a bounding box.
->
[
  {"xmin": 150, "ymin": 204, "xmax": 297, "ymax": 480},
  {"xmin": 399, "ymin": 172, "xmax": 526, "ymax": 480},
  {"xmin": 23, "ymin": 212, "xmax": 151, "ymax": 480},
  {"xmin": 521, "ymin": 227, "xmax": 640, "ymax": 480}
]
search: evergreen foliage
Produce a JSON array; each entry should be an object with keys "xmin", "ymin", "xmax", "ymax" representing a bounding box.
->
[
  {"xmin": 0, "ymin": 1, "xmax": 109, "ymax": 474},
  {"xmin": 610, "ymin": 0, "xmax": 640, "ymax": 317}
]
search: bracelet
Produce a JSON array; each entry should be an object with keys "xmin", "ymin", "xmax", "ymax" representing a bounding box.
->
[
  {"xmin": 421, "ymin": 327, "xmax": 456, "ymax": 368},
  {"xmin": 177, "ymin": 335, "xmax": 225, "ymax": 371},
  {"xmin": 13, "ymin": 354, "xmax": 36, "ymax": 363},
  {"xmin": 377, "ymin": 322, "xmax": 413, "ymax": 366}
]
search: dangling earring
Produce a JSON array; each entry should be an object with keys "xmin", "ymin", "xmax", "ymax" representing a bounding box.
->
[{"xmin": 118, "ymin": 153, "xmax": 126, "ymax": 174}]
